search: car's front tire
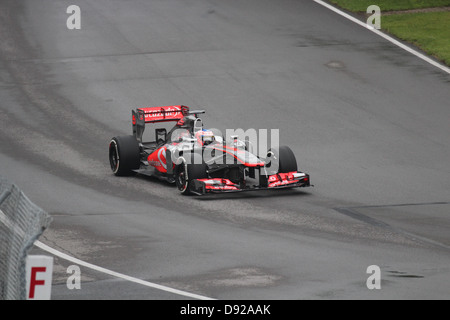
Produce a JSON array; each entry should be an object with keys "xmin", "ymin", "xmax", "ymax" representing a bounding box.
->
[
  {"xmin": 174, "ymin": 153, "xmax": 208, "ymax": 195},
  {"xmin": 266, "ymin": 145, "xmax": 298, "ymax": 174}
]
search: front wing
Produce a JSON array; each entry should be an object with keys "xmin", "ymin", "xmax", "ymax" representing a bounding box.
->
[{"xmin": 190, "ymin": 171, "xmax": 311, "ymax": 195}]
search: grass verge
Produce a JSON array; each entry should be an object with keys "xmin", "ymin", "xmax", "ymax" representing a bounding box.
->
[
  {"xmin": 382, "ymin": 11, "xmax": 450, "ymax": 66},
  {"xmin": 328, "ymin": 0, "xmax": 450, "ymax": 12}
]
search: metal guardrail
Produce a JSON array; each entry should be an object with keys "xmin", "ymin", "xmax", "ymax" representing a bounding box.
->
[{"xmin": 0, "ymin": 178, "xmax": 52, "ymax": 300}]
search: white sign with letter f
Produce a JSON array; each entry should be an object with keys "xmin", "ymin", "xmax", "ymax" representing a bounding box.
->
[{"xmin": 26, "ymin": 255, "xmax": 53, "ymax": 300}]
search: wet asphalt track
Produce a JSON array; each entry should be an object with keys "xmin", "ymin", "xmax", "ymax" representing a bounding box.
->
[{"xmin": 1, "ymin": 0, "xmax": 449, "ymax": 299}]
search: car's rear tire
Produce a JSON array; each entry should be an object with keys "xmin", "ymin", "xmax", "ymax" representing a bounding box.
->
[
  {"xmin": 109, "ymin": 135, "xmax": 141, "ymax": 176},
  {"xmin": 175, "ymin": 153, "xmax": 208, "ymax": 195},
  {"xmin": 266, "ymin": 146, "xmax": 298, "ymax": 174}
]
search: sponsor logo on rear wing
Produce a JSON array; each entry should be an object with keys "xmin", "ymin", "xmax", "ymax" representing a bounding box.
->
[{"xmin": 136, "ymin": 105, "xmax": 189, "ymax": 123}]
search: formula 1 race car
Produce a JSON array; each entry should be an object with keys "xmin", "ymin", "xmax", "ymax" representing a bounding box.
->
[{"xmin": 108, "ymin": 105, "xmax": 310, "ymax": 195}]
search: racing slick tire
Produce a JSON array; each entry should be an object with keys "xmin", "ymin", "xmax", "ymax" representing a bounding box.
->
[
  {"xmin": 109, "ymin": 135, "xmax": 141, "ymax": 176},
  {"xmin": 266, "ymin": 146, "xmax": 298, "ymax": 174},
  {"xmin": 175, "ymin": 152, "xmax": 208, "ymax": 195}
]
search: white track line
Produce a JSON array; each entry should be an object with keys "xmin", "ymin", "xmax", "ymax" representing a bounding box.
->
[
  {"xmin": 34, "ymin": 240, "xmax": 215, "ymax": 300},
  {"xmin": 313, "ymin": 0, "xmax": 450, "ymax": 75}
]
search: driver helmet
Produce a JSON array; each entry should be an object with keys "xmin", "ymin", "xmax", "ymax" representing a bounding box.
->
[{"xmin": 195, "ymin": 129, "xmax": 215, "ymax": 146}]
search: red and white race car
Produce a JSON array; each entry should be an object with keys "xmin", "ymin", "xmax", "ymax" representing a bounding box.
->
[{"xmin": 109, "ymin": 105, "xmax": 311, "ymax": 195}]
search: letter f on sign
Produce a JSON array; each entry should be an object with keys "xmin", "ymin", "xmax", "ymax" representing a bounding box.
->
[
  {"xmin": 67, "ymin": 5, "xmax": 81, "ymax": 30},
  {"xmin": 29, "ymin": 267, "xmax": 46, "ymax": 299}
]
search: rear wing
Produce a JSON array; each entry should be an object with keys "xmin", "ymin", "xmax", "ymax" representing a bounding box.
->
[
  {"xmin": 136, "ymin": 105, "xmax": 188, "ymax": 123},
  {"xmin": 132, "ymin": 105, "xmax": 190, "ymax": 143}
]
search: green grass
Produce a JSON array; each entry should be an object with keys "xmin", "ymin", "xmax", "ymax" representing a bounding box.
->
[
  {"xmin": 382, "ymin": 11, "xmax": 450, "ymax": 66},
  {"xmin": 329, "ymin": 0, "xmax": 450, "ymax": 12}
]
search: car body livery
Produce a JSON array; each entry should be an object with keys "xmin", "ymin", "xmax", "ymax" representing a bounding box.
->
[{"xmin": 109, "ymin": 105, "xmax": 311, "ymax": 195}]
